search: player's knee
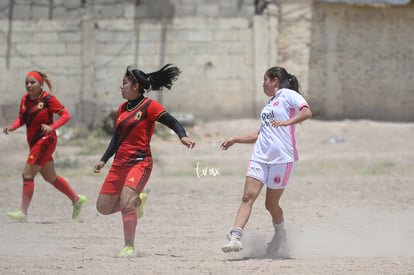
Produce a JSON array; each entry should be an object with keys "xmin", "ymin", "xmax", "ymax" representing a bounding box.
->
[
  {"xmin": 44, "ymin": 176, "xmax": 57, "ymax": 184},
  {"xmin": 241, "ymin": 193, "xmax": 254, "ymax": 204},
  {"xmin": 96, "ymin": 202, "xmax": 112, "ymax": 215},
  {"xmin": 21, "ymin": 171, "xmax": 32, "ymax": 180},
  {"xmin": 265, "ymin": 199, "xmax": 280, "ymax": 213}
]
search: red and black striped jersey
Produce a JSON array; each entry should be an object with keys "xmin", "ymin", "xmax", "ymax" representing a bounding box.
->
[
  {"xmin": 17, "ymin": 91, "xmax": 65, "ymax": 147},
  {"xmin": 113, "ymin": 97, "xmax": 166, "ymax": 166}
]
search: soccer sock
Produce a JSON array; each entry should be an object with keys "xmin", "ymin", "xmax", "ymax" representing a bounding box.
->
[
  {"xmin": 52, "ymin": 176, "xmax": 78, "ymax": 203},
  {"xmin": 230, "ymin": 227, "xmax": 244, "ymax": 240},
  {"xmin": 20, "ymin": 178, "xmax": 34, "ymax": 214},
  {"xmin": 272, "ymin": 220, "xmax": 287, "ymax": 239},
  {"xmin": 121, "ymin": 207, "xmax": 137, "ymax": 248},
  {"xmin": 272, "ymin": 220, "xmax": 285, "ymax": 231}
]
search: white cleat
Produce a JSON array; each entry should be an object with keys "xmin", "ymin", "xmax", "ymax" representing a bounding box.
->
[{"xmin": 221, "ymin": 239, "xmax": 243, "ymax": 253}]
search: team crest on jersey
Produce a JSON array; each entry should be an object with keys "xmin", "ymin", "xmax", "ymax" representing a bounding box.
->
[
  {"xmin": 135, "ymin": 111, "xmax": 142, "ymax": 120},
  {"xmin": 128, "ymin": 177, "xmax": 135, "ymax": 183},
  {"xmin": 22, "ymin": 104, "xmax": 26, "ymax": 110},
  {"xmin": 273, "ymin": 99, "xmax": 280, "ymax": 107},
  {"xmin": 29, "ymin": 155, "xmax": 34, "ymax": 160},
  {"xmin": 37, "ymin": 102, "xmax": 44, "ymax": 109}
]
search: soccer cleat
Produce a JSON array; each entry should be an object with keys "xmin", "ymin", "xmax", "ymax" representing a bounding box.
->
[
  {"xmin": 118, "ymin": 246, "xmax": 135, "ymax": 257},
  {"xmin": 266, "ymin": 228, "xmax": 288, "ymax": 258},
  {"xmin": 72, "ymin": 195, "xmax": 86, "ymax": 219},
  {"xmin": 266, "ymin": 234, "xmax": 282, "ymax": 257},
  {"xmin": 6, "ymin": 210, "xmax": 27, "ymax": 223},
  {"xmin": 221, "ymin": 238, "xmax": 243, "ymax": 253},
  {"xmin": 136, "ymin": 193, "xmax": 147, "ymax": 219},
  {"xmin": 277, "ymin": 237, "xmax": 290, "ymax": 258}
]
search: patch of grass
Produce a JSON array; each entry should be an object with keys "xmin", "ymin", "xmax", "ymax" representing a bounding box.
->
[
  {"xmin": 59, "ymin": 125, "xmax": 112, "ymax": 155},
  {"xmin": 54, "ymin": 152, "xmax": 80, "ymax": 169},
  {"xmin": 296, "ymin": 159, "xmax": 397, "ymax": 176},
  {"xmin": 362, "ymin": 161, "xmax": 395, "ymax": 175},
  {"xmin": 153, "ymin": 122, "xmax": 173, "ymax": 140},
  {"xmin": 161, "ymin": 169, "xmax": 197, "ymax": 178}
]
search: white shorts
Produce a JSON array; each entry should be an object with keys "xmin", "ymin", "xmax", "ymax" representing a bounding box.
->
[{"xmin": 246, "ymin": 160, "xmax": 295, "ymax": 189}]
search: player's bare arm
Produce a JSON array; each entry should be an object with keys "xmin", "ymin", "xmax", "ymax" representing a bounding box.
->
[
  {"xmin": 220, "ymin": 132, "xmax": 259, "ymax": 150},
  {"xmin": 271, "ymin": 106, "xmax": 312, "ymax": 127}
]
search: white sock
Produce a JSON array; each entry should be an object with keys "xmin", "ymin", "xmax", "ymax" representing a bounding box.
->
[
  {"xmin": 230, "ymin": 227, "xmax": 243, "ymax": 240},
  {"xmin": 272, "ymin": 220, "xmax": 285, "ymax": 231}
]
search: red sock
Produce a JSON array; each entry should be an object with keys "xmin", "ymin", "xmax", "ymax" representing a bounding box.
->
[
  {"xmin": 121, "ymin": 207, "xmax": 137, "ymax": 248},
  {"xmin": 52, "ymin": 176, "xmax": 78, "ymax": 203},
  {"xmin": 20, "ymin": 179, "xmax": 34, "ymax": 214}
]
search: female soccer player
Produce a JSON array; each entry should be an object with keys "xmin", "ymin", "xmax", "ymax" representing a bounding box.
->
[
  {"xmin": 220, "ymin": 66, "xmax": 312, "ymax": 258},
  {"xmin": 3, "ymin": 71, "xmax": 86, "ymax": 223},
  {"xmin": 94, "ymin": 64, "xmax": 195, "ymax": 257}
]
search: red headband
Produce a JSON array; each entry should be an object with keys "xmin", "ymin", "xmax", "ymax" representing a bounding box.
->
[{"xmin": 27, "ymin": 71, "xmax": 43, "ymax": 85}]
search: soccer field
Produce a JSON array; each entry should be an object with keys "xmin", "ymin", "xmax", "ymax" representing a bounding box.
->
[{"xmin": 1, "ymin": 119, "xmax": 413, "ymax": 274}]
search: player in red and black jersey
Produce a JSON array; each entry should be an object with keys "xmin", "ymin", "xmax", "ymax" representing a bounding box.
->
[
  {"xmin": 94, "ymin": 64, "xmax": 195, "ymax": 257},
  {"xmin": 3, "ymin": 71, "xmax": 86, "ymax": 223}
]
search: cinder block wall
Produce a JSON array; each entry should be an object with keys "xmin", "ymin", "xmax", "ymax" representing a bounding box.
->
[
  {"xmin": 0, "ymin": 0, "xmax": 269, "ymax": 127},
  {"xmin": 309, "ymin": 2, "xmax": 414, "ymax": 121},
  {"xmin": 1, "ymin": 0, "xmax": 412, "ymax": 125}
]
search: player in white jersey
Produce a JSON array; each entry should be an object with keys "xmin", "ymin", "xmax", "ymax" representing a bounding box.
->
[{"xmin": 220, "ymin": 66, "xmax": 312, "ymax": 258}]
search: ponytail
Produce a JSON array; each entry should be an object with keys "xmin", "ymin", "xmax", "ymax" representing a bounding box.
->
[
  {"xmin": 126, "ymin": 64, "xmax": 181, "ymax": 94},
  {"xmin": 36, "ymin": 71, "xmax": 53, "ymax": 93},
  {"xmin": 286, "ymin": 73, "xmax": 299, "ymax": 93},
  {"xmin": 266, "ymin": 67, "xmax": 301, "ymax": 95}
]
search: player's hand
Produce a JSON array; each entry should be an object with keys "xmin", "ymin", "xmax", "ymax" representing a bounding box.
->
[
  {"xmin": 3, "ymin": 126, "xmax": 14, "ymax": 135},
  {"xmin": 270, "ymin": 120, "xmax": 288, "ymax": 127},
  {"xmin": 94, "ymin": 161, "xmax": 105, "ymax": 173},
  {"xmin": 40, "ymin": 124, "xmax": 54, "ymax": 134},
  {"xmin": 220, "ymin": 137, "xmax": 235, "ymax": 150},
  {"xmin": 181, "ymin": 137, "xmax": 195, "ymax": 149}
]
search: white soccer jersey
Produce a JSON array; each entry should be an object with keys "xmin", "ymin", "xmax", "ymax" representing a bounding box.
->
[{"xmin": 251, "ymin": 88, "xmax": 309, "ymax": 164}]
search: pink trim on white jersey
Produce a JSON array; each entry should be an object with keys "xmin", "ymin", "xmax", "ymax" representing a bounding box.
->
[
  {"xmin": 250, "ymin": 88, "xmax": 308, "ymax": 164},
  {"xmin": 289, "ymin": 107, "xmax": 299, "ymax": 161},
  {"xmin": 299, "ymin": 103, "xmax": 309, "ymax": 111}
]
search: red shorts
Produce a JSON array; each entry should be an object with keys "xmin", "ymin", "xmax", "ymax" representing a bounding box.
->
[
  {"xmin": 27, "ymin": 134, "xmax": 56, "ymax": 166},
  {"xmin": 99, "ymin": 158, "xmax": 153, "ymax": 197}
]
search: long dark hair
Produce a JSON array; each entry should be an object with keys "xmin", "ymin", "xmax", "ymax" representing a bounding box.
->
[
  {"xmin": 266, "ymin": 66, "xmax": 301, "ymax": 94},
  {"xmin": 125, "ymin": 64, "xmax": 181, "ymax": 94}
]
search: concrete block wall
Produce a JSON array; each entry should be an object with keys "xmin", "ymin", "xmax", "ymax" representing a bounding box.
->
[
  {"xmin": 309, "ymin": 2, "xmax": 414, "ymax": 121},
  {"xmin": 0, "ymin": 0, "xmax": 256, "ymax": 20},
  {"xmin": 91, "ymin": 17, "xmax": 258, "ymax": 123},
  {"xmin": 0, "ymin": 0, "xmax": 263, "ymax": 126},
  {"xmin": 0, "ymin": 19, "xmax": 84, "ymax": 123},
  {"xmin": 2, "ymin": 0, "xmax": 413, "ymax": 124},
  {"xmin": 0, "ymin": 18, "xmax": 268, "ymax": 126}
]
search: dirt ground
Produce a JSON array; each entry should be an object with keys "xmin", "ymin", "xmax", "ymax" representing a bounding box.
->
[{"xmin": 0, "ymin": 118, "xmax": 413, "ymax": 275}]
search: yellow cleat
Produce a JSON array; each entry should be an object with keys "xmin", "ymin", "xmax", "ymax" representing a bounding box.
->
[
  {"xmin": 6, "ymin": 210, "xmax": 27, "ymax": 223},
  {"xmin": 72, "ymin": 195, "xmax": 86, "ymax": 219},
  {"xmin": 136, "ymin": 193, "xmax": 147, "ymax": 219},
  {"xmin": 118, "ymin": 246, "xmax": 135, "ymax": 257}
]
